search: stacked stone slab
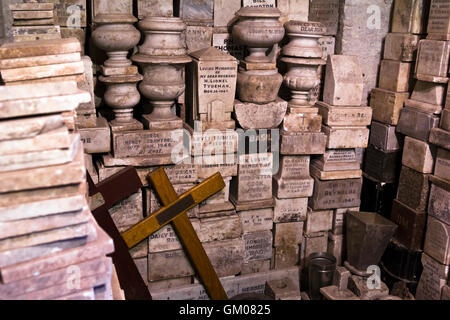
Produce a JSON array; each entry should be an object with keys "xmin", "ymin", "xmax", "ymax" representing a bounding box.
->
[
  {"xmin": 385, "ymin": 0, "xmax": 449, "ymax": 298},
  {"xmin": 308, "ymin": 0, "xmax": 338, "ymax": 99},
  {"xmin": 310, "ymin": 55, "xmax": 370, "ymax": 266},
  {"xmin": 365, "ymin": 0, "xmax": 429, "ymax": 219},
  {"xmin": 8, "ymin": 2, "xmax": 61, "ymax": 42},
  {"xmin": 415, "ymin": 1, "xmax": 450, "ymax": 300},
  {"xmin": 334, "ymin": 0, "xmax": 393, "ymax": 105},
  {"xmin": 278, "ymin": 21, "xmax": 327, "ymax": 269},
  {"xmin": 230, "ymin": 6, "xmax": 283, "ymax": 277},
  {"xmin": 0, "ymin": 39, "xmax": 114, "ymax": 300}
]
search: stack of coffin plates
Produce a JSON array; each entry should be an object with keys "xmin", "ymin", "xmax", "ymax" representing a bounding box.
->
[
  {"xmin": 0, "ymin": 41, "xmax": 114, "ymax": 300},
  {"xmin": 9, "ymin": 2, "xmax": 61, "ymax": 42}
]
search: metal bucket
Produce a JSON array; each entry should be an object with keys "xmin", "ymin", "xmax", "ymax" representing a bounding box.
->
[{"xmin": 308, "ymin": 252, "xmax": 337, "ymax": 300}]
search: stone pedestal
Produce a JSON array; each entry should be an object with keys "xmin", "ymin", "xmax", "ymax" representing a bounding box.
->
[{"xmin": 186, "ymin": 47, "xmax": 237, "ymax": 130}]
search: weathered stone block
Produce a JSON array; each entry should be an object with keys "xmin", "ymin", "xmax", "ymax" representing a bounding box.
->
[
  {"xmin": 391, "ymin": 0, "xmax": 430, "ymax": 34},
  {"xmin": 273, "ymin": 222, "xmax": 303, "ymax": 247},
  {"xmin": 428, "ymin": 176, "xmax": 450, "ymax": 225},
  {"xmin": 309, "ymin": 177, "xmax": 362, "ymax": 210},
  {"xmin": 384, "ymin": 33, "xmax": 420, "ymax": 62},
  {"xmin": 390, "ymin": 199, "xmax": 427, "ymax": 250},
  {"xmin": 370, "ymin": 88, "xmax": 409, "ymax": 125},
  {"xmin": 402, "ymin": 136, "xmax": 436, "ymax": 174},
  {"xmin": 424, "ymin": 216, "xmax": 450, "ymax": 265},
  {"xmin": 397, "ymin": 107, "xmax": 440, "ymax": 142},
  {"xmin": 380, "ymin": 60, "xmax": 412, "ymax": 92},
  {"xmin": 323, "ymin": 55, "xmax": 363, "ymax": 106},
  {"xmin": 317, "ymin": 101, "xmax": 372, "ymax": 127},
  {"xmin": 239, "ymin": 208, "xmax": 273, "ymax": 233},
  {"xmin": 305, "ymin": 208, "xmax": 333, "ymax": 234},
  {"xmin": 322, "ymin": 125, "xmax": 370, "ymax": 149},
  {"xmin": 273, "ymin": 197, "xmax": 308, "ymax": 223},
  {"xmin": 369, "ymin": 121, "xmax": 401, "ymax": 152},
  {"xmin": 244, "ymin": 231, "xmax": 273, "ymax": 262}
]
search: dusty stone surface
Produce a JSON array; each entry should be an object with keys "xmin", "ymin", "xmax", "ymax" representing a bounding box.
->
[
  {"xmin": 384, "ymin": 33, "xmax": 420, "ymax": 62},
  {"xmin": 212, "ymin": 33, "xmax": 245, "ymax": 61},
  {"xmin": 397, "ymin": 166, "xmax": 430, "ymax": 213},
  {"xmin": 265, "ymin": 277, "xmax": 300, "ymax": 300},
  {"xmin": 440, "ymin": 109, "xmax": 450, "ymax": 130},
  {"xmin": 277, "ymin": 156, "xmax": 310, "ymax": 179},
  {"xmin": 335, "ymin": 0, "xmax": 392, "ymax": 104},
  {"xmin": 244, "ymin": 230, "xmax": 273, "ymax": 262},
  {"xmin": 178, "ymin": 0, "xmax": 214, "ymax": 25},
  {"xmin": 313, "ymin": 166, "xmax": 361, "ymax": 184},
  {"xmin": 273, "ymin": 197, "xmax": 308, "ymax": 223},
  {"xmin": 235, "ymin": 98, "xmax": 287, "ymax": 130},
  {"xmin": 369, "ymin": 121, "xmax": 401, "ymax": 152},
  {"xmin": 151, "ymin": 266, "xmax": 300, "ymax": 300},
  {"xmin": 0, "ymin": 81, "xmax": 90, "ymax": 119},
  {"xmin": 333, "ymin": 266, "xmax": 351, "ymax": 290},
  {"xmin": 0, "ymin": 38, "xmax": 80, "ymax": 60},
  {"xmin": 137, "ymin": 0, "xmax": 173, "ymax": 19},
  {"xmin": 322, "ymin": 125, "xmax": 369, "ymax": 149},
  {"xmin": 184, "ymin": 25, "xmax": 213, "ymax": 54},
  {"xmin": 213, "ymin": 0, "xmax": 240, "ymax": 27},
  {"xmin": 305, "ymin": 209, "xmax": 333, "ymax": 234},
  {"xmin": 241, "ymin": 259, "xmax": 271, "ymax": 275},
  {"xmin": 148, "ymin": 276, "xmax": 192, "ymax": 292},
  {"xmin": 1, "ymin": 61, "xmax": 84, "ymax": 83},
  {"xmin": 0, "ymin": 133, "xmax": 79, "ymax": 173},
  {"xmin": 280, "ymin": 131, "xmax": 327, "ymax": 155},
  {"xmin": 434, "ymin": 148, "xmax": 450, "ymax": 185},
  {"xmin": 273, "ymin": 175, "xmax": 314, "ymax": 199},
  {"xmin": 391, "ymin": 0, "xmax": 429, "ymax": 34},
  {"xmin": 428, "ymin": 177, "xmax": 450, "ymax": 226},
  {"xmin": 379, "ymin": 60, "xmax": 412, "ymax": 92},
  {"xmin": 272, "ymin": 244, "xmax": 300, "ymax": 269},
  {"xmin": 320, "ymin": 286, "xmax": 359, "ymax": 300},
  {"xmin": 317, "ymin": 102, "xmax": 372, "ymax": 127},
  {"xmin": 308, "ymin": 0, "xmax": 339, "ymax": 35},
  {"xmin": 348, "ymin": 275, "xmax": 389, "ymax": 300},
  {"xmin": 429, "ymin": 128, "xmax": 450, "ymax": 150},
  {"xmin": 370, "ymin": 88, "xmax": 409, "ymax": 125},
  {"xmin": 239, "ymin": 208, "xmax": 273, "ymax": 233},
  {"xmin": 230, "ymin": 153, "xmax": 273, "ymax": 203},
  {"xmin": 278, "ymin": 0, "xmax": 309, "ymax": 25},
  {"xmin": 402, "ymin": 136, "xmax": 436, "ymax": 174},
  {"xmin": 390, "ymin": 199, "xmax": 427, "ymax": 250},
  {"xmin": 415, "ymin": 40, "xmax": 450, "ymax": 78},
  {"xmin": 273, "ymin": 222, "xmax": 303, "ymax": 247},
  {"xmin": 416, "ymin": 253, "xmax": 449, "ymax": 300},
  {"xmin": 424, "ymin": 216, "xmax": 450, "ymax": 265},
  {"xmin": 411, "ymin": 81, "xmax": 446, "ymax": 107},
  {"xmin": 397, "ymin": 107, "xmax": 440, "ymax": 142},
  {"xmin": 0, "ymin": 145, "xmax": 85, "ymax": 193},
  {"xmin": 283, "ymin": 112, "xmax": 322, "ymax": 133},
  {"xmin": 300, "ymin": 231, "xmax": 328, "ymax": 265},
  {"xmin": 309, "ymin": 177, "xmax": 362, "ymax": 210},
  {"xmin": 427, "ymin": 0, "xmax": 450, "ymax": 39},
  {"xmin": 323, "ymin": 55, "xmax": 363, "ymax": 106},
  {"xmin": 79, "ymin": 117, "xmax": 111, "ymax": 154},
  {"xmin": 311, "ymin": 149, "xmax": 360, "ymax": 171}
]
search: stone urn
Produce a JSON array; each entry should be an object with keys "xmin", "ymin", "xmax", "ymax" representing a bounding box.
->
[
  {"xmin": 138, "ymin": 17, "xmax": 187, "ymax": 57},
  {"xmin": 92, "ymin": 14, "xmax": 141, "ymax": 67},
  {"xmin": 99, "ymin": 74, "xmax": 143, "ymax": 129},
  {"xmin": 346, "ymin": 212, "xmax": 398, "ymax": 274},
  {"xmin": 232, "ymin": 7, "xmax": 285, "ymax": 63},
  {"xmin": 281, "ymin": 57, "xmax": 325, "ymax": 106},
  {"xmin": 282, "ymin": 21, "xmax": 326, "ymax": 59},
  {"xmin": 237, "ymin": 68, "xmax": 283, "ymax": 104},
  {"xmin": 132, "ymin": 16, "xmax": 191, "ymax": 130}
]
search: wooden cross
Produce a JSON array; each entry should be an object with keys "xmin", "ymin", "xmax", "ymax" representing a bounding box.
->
[
  {"xmin": 121, "ymin": 168, "xmax": 229, "ymax": 300},
  {"xmin": 87, "ymin": 167, "xmax": 152, "ymax": 300}
]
